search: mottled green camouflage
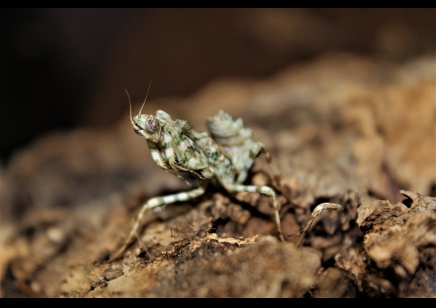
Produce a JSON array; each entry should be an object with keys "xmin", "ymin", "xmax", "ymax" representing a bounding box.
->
[{"xmin": 112, "ymin": 108, "xmax": 284, "ymax": 260}]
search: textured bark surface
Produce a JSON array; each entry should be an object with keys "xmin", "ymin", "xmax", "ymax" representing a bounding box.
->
[
  {"xmin": 336, "ymin": 191, "xmax": 436, "ymax": 297},
  {"xmin": 0, "ymin": 53, "xmax": 434, "ymax": 297}
]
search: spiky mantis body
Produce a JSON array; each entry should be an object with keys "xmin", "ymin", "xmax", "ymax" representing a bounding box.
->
[{"xmin": 112, "ymin": 93, "xmax": 342, "ymax": 261}]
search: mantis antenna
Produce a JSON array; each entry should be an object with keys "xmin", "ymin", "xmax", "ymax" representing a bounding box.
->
[
  {"xmin": 125, "ymin": 89, "xmax": 134, "ymax": 126},
  {"xmin": 138, "ymin": 80, "xmax": 153, "ymax": 119}
]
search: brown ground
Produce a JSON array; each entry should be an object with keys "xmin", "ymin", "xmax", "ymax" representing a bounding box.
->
[{"xmin": 0, "ymin": 53, "xmax": 435, "ymax": 297}]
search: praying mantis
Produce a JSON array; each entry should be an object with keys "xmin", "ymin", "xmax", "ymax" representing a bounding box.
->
[{"xmin": 111, "ymin": 88, "xmax": 342, "ymax": 261}]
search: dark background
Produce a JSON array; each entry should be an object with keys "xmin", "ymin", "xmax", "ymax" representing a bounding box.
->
[{"xmin": 0, "ymin": 8, "xmax": 434, "ymax": 163}]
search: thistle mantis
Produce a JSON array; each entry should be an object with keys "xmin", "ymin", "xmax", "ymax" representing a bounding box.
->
[{"xmin": 112, "ymin": 87, "xmax": 342, "ymax": 260}]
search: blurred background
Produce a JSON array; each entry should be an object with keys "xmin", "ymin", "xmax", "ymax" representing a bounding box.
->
[{"xmin": 0, "ymin": 8, "xmax": 434, "ymax": 163}]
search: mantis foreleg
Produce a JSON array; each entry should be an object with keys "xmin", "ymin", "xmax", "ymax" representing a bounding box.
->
[{"xmin": 111, "ymin": 184, "xmax": 207, "ymax": 261}]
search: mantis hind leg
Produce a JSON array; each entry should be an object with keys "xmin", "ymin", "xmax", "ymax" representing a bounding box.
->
[
  {"xmin": 294, "ymin": 202, "xmax": 342, "ymax": 248},
  {"xmin": 111, "ymin": 184, "xmax": 207, "ymax": 261},
  {"xmin": 236, "ymin": 142, "xmax": 281, "ymax": 188},
  {"xmin": 223, "ymin": 183, "xmax": 285, "ymax": 242}
]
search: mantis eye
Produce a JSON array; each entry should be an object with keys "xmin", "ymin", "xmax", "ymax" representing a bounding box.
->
[{"xmin": 146, "ymin": 116, "xmax": 158, "ymax": 132}]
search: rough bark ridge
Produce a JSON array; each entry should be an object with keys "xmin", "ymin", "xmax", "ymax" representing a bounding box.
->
[{"xmin": 0, "ymin": 54, "xmax": 434, "ymax": 297}]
